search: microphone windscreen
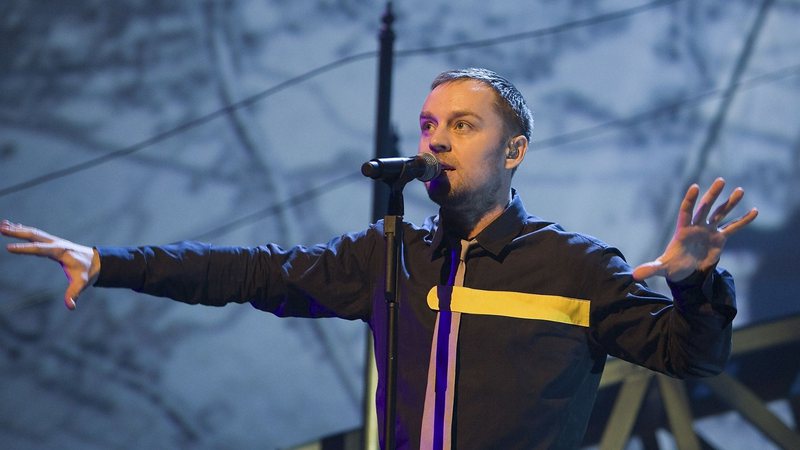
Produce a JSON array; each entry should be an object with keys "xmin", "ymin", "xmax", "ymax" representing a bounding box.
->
[{"xmin": 418, "ymin": 153, "xmax": 441, "ymax": 182}]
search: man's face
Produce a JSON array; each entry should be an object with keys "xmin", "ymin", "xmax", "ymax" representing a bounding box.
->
[{"xmin": 418, "ymin": 79, "xmax": 511, "ymax": 208}]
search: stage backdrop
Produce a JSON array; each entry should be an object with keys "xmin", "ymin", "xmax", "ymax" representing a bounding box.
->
[{"xmin": 1, "ymin": 1, "xmax": 798, "ymax": 448}]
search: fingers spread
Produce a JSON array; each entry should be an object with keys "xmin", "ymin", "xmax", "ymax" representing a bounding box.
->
[
  {"xmin": 691, "ymin": 177, "xmax": 726, "ymax": 225},
  {"xmin": 0, "ymin": 221, "xmax": 54, "ymax": 243},
  {"xmin": 708, "ymin": 187, "xmax": 745, "ymax": 226},
  {"xmin": 677, "ymin": 184, "xmax": 700, "ymax": 228},
  {"xmin": 721, "ymin": 207, "xmax": 759, "ymax": 236},
  {"xmin": 6, "ymin": 242, "xmax": 57, "ymax": 257}
]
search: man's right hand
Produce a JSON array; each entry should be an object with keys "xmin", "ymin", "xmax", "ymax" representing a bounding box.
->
[{"xmin": 1, "ymin": 220, "xmax": 100, "ymax": 310}]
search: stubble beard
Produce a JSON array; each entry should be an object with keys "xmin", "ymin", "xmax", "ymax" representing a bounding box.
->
[{"xmin": 426, "ymin": 170, "xmax": 507, "ymax": 232}]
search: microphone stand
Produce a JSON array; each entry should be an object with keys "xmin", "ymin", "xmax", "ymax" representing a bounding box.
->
[
  {"xmin": 362, "ymin": 156, "xmax": 440, "ymax": 450},
  {"xmin": 381, "ymin": 171, "xmax": 412, "ymax": 450},
  {"xmin": 368, "ymin": 3, "xmax": 399, "ymax": 449}
]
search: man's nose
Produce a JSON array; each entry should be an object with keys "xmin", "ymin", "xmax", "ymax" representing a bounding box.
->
[{"xmin": 428, "ymin": 130, "xmax": 450, "ymax": 153}]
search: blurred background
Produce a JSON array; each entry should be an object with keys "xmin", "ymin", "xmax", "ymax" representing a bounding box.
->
[{"xmin": 0, "ymin": 0, "xmax": 798, "ymax": 448}]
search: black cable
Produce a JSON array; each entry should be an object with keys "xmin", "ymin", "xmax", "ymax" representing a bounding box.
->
[
  {"xmin": 0, "ymin": 51, "xmax": 377, "ymax": 198},
  {"xmin": 0, "ymin": 0, "xmax": 682, "ymax": 198},
  {"xmin": 189, "ymin": 171, "xmax": 363, "ymax": 241},
  {"xmin": 532, "ymin": 63, "xmax": 800, "ymax": 151},
  {"xmin": 395, "ymin": 0, "xmax": 681, "ymax": 57}
]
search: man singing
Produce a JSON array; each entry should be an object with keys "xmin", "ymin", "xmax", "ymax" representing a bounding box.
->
[{"xmin": 2, "ymin": 68, "xmax": 758, "ymax": 449}]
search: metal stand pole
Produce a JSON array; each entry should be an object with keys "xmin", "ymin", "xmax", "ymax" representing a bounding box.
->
[
  {"xmin": 371, "ymin": 2, "xmax": 396, "ymax": 220},
  {"xmin": 363, "ymin": 3, "xmax": 396, "ymax": 449}
]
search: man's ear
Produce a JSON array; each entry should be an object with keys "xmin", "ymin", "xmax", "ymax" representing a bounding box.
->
[{"xmin": 505, "ymin": 135, "xmax": 527, "ymax": 170}]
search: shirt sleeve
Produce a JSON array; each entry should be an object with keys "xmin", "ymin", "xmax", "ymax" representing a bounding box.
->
[
  {"xmin": 94, "ymin": 227, "xmax": 381, "ymax": 322},
  {"xmin": 589, "ymin": 246, "xmax": 736, "ymax": 378}
]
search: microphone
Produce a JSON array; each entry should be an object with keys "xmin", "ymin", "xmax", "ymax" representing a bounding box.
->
[{"xmin": 361, "ymin": 153, "xmax": 441, "ymax": 182}]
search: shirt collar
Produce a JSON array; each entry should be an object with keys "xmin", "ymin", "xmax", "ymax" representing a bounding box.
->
[{"xmin": 428, "ymin": 189, "xmax": 529, "ymax": 259}]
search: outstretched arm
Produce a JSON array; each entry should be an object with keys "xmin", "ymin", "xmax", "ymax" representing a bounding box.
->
[
  {"xmin": 633, "ymin": 178, "xmax": 758, "ymax": 282},
  {"xmin": 1, "ymin": 220, "xmax": 100, "ymax": 310}
]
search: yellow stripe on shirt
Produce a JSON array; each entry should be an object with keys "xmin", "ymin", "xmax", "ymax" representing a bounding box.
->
[{"xmin": 427, "ymin": 286, "xmax": 590, "ymax": 327}]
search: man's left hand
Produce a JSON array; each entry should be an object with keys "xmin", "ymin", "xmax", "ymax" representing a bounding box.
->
[{"xmin": 633, "ymin": 178, "xmax": 758, "ymax": 282}]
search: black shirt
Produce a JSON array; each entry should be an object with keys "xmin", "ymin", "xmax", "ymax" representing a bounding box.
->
[{"xmin": 96, "ymin": 192, "xmax": 735, "ymax": 449}]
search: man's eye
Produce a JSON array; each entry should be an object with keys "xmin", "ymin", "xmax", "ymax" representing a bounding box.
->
[
  {"xmin": 421, "ymin": 122, "xmax": 435, "ymax": 132},
  {"xmin": 454, "ymin": 121, "xmax": 471, "ymax": 130}
]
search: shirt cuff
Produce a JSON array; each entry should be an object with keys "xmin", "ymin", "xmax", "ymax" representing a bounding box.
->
[
  {"xmin": 667, "ymin": 265, "xmax": 736, "ymax": 321},
  {"xmin": 93, "ymin": 246, "xmax": 145, "ymax": 290},
  {"xmin": 667, "ymin": 266, "xmax": 714, "ymax": 295}
]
